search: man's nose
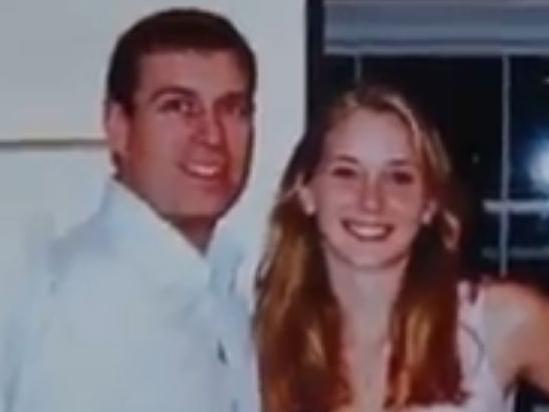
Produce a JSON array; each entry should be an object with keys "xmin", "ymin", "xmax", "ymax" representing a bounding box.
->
[
  {"xmin": 359, "ymin": 177, "xmax": 384, "ymax": 213},
  {"xmin": 196, "ymin": 109, "xmax": 225, "ymax": 149}
]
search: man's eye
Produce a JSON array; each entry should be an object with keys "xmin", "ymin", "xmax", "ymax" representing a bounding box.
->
[
  {"xmin": 234, "ymin": 103, "xmax": 252, "ymax": 117},
  {"xmin": 222, "ymin": 100, "xmax": 253, "ymax": 118},
  {"xmin": 159, "ymin": 98, "xmax": 199, "ymax": 115}
]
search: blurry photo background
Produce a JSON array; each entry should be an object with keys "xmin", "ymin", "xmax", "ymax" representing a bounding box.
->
[{"xmin": 314, "ymin": 1, "xmax": 549, "ymax": 410}]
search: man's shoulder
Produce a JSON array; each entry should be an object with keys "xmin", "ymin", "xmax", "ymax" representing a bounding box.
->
[
  {"xmin": 45, "ymin": 211, "xmax": 127, "ymax": 291},
  {"xmin": 52, "ymin": 213, "xmax": 108, "ymax": 262},
  {"xmin": 48, "ymin": 179, "xmax": 148, "ymax": 268}
]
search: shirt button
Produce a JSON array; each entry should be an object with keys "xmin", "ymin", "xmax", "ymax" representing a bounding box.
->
[{"xmin": 217, "ymin": 341, "xmax": 227, "ymax": 364}]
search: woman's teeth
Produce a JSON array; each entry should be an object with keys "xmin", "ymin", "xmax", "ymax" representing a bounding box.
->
[{"xmin": 343, "ymin": 220, "xmax": 391, "ymax": 240}]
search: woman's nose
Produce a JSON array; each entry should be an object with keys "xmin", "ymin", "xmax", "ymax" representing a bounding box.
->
[{"xmin": 358, "ymin": 177, "xmax": 384, "ymax": 213}]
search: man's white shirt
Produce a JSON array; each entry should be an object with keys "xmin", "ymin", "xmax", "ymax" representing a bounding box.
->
[{"xmin": 3, "ymin": 180, "xmax": 259, "ymax": 412}]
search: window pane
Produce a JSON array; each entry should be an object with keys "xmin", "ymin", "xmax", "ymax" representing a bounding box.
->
[
  {"xmin": 321, "ymin": 56, "xmax": 355, "ymax": 107},
  {"xmin": 509, "ymin": 57, "xmax": 549, "ymax": 291},
  {"xmin": 510, "ymin": 57, "xmax": 549, "ymax": 198}
]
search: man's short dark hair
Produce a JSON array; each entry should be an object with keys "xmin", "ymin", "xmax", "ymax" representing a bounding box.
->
[{"xmin": 106, "ymin": 8, "xmax": 257, "ymax": 113}]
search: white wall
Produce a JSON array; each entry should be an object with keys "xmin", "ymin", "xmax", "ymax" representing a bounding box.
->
[
  {"xmin": 0, "ymin": 0, "xmax": 305, "ymax": 140},
  {"xmin": 0, "ymin": 1, "xmax": 306, "ymax": 298}
]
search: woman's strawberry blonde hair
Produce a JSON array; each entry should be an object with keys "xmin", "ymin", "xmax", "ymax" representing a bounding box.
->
[{"xmin": 254, "ymin": 83, "xmax": 467, "ymax": 412}]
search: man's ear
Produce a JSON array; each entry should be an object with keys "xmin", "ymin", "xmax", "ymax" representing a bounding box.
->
[
  {"xmin": 104, "ymin": 101, "xmax": 130, "ymax": 161},
  {"xmin": 296, "ymin": 181, "xmax": 316, "ymax": 216}
]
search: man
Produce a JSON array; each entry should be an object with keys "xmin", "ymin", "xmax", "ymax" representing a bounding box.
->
[{"xmin": 6, "ymin": 8, "xmax": 258, "ymax": 412}]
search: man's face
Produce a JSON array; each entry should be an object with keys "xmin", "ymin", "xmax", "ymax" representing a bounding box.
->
[{"xmin": 106, "ymin": 50, "xmax": 254, "ymax": 228}]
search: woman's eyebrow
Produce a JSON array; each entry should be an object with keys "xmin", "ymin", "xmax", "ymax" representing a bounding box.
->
[{"xmin": 329, "ymin": 154, "xmax": 359, "ymax": 164}]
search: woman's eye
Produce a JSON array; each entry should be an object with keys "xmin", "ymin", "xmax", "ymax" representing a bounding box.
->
[
  {"xmin": 388, "ymin": 169, "xmax": 416, "ymax": 185},
  {"xmin": 330, "ymin": 166, "xmax": 358, "ymax": 179}
]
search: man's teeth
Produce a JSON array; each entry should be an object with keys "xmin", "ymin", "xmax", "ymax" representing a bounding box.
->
[
  {"xmin": 344, "ymin": 221, "xmax": 390, "ymax": 239},
  {"xmin": 185, "ymin": 162, "xmax": 223, "ymax": 177}
]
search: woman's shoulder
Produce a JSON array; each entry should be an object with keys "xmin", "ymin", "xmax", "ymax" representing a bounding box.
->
[
  {"xmin": 479, "ymin": 279, "xmax": 549, "ymax": 386},
  {"xmin": 458, "ymin": 280, "xmax": 537, "ymax": 356},
  {"xmin": 458, "ymin": 279, "xmax": 546, "ymax": 330},
  {"xmin": 481, "ymin": 279, "xmax": 547, "ymax": 327}
]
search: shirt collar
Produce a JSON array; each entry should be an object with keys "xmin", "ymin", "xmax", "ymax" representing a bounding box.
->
[{"xmin": 97, "ymin": 179, "xmax": 242, "ymax": 293}]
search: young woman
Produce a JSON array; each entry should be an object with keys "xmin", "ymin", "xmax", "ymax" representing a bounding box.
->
[{"xmin": 254, "ymin": 83, "xmax": 549, "ymax": 412}]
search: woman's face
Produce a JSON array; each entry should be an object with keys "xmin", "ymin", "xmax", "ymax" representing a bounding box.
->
[{"xmin": 299, "ymin": 108, "xmax": 435, "ymax": 275}]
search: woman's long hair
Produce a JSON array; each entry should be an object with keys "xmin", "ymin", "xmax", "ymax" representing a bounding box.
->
[{"xmin": 254, "ymin": 83, "xmax": 467, "ymax": 412}]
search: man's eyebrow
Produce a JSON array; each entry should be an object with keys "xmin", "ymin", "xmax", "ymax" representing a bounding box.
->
[
  {"xmin": 219, "ymin": 91, "xmax": 253, "ymax": 108},
  {"xmin": 148, "ymin": 86, "xmax": 195, "ymax": 104},
  {"xmin": 220, "ymin": 90, "xmax": 249, "ymax": 100}
]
